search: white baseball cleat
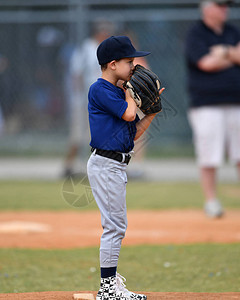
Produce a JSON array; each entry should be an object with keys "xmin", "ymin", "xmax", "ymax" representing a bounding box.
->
[
  {"xmin": 116, "ymin": 273, "xmax": 147, "ymax": 300},
  {"xmin": 204, "ymin": 199, "xmax": 224, "ymax": 218},
  {"xmin": 96, "ymin": 273, "xmax": 147, "ymax": 300}
]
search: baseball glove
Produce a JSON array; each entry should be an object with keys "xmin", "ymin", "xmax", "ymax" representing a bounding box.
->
[{"xmin": 123, "ymin": 64, "xmax": 162, "ymax": 115}]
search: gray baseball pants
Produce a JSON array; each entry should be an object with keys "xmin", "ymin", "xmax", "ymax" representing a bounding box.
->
[{"xmin": 87, "ymin": 152, "xmax": 128, "ymax": 268}]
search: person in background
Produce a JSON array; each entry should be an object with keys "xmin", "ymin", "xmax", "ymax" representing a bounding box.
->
[
  {"xmin": 185, "ymin": 0, "xmax": 240, "ymax": 217},
  {"xmin": 63, "ymin": 20, "xmax": 115, "ymax": 177}
]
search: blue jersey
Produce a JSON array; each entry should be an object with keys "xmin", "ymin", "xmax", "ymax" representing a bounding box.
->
[{"xmin": 88, "ymin": 78, "xmax": 139, "ymax": 153}]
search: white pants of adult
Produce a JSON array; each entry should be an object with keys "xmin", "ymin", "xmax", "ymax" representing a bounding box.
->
[
  {"xmin": 87, "ymin": 152, "xmax": 128, "ymax": 268},
  {"xmin": 188, "ymin": 105, "xmax": 240, "ymax": 167}
]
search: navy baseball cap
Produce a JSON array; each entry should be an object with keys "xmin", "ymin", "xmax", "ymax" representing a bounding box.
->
[{"xmin": 97, "ymin": 35, "xmax": 150, "ymax": 65}]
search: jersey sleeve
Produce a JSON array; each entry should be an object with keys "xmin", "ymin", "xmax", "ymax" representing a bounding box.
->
[
  {"xmin": 96, "ymin": 86, "xmax": 128, "ymax": 119},
  {"xmin": 232, "ymin": 25, "xmax": 240, "ymax": 44}
]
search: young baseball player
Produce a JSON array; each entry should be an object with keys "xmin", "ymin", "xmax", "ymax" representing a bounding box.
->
[{"xmin": 87, "ymin": 35, "xmax": 164, "ymax": 300}]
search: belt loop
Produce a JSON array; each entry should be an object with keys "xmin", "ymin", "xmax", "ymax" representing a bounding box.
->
[
  {"xmin": 121, "ymin": 153, "xmax": 125, "ymax": 163},
  {"xmin": 92, "ymin": 148, "xmax": 97, "ymax": 155}
]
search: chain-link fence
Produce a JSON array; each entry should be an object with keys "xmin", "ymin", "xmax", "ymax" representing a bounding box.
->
[{"xmin": 0, "ymin": 0, "xmax": 239, "ymax": 157}]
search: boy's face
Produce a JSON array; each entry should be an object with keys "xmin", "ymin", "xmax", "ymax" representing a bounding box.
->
[{"xmin": 114, "ymin": 57, "xmax": 135, "ymax": 82}]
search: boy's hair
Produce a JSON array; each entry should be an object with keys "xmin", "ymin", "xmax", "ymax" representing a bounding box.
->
[{"xmin": 100, "ymin": 63, "xmax": 108, "ymax": 71}]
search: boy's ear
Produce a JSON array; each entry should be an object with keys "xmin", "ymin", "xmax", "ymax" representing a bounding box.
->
[{"xmin": 109, "ymin": 60, "xmax": 117, "ymax": 70}]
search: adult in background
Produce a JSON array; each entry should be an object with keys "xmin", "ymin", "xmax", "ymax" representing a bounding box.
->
[
  {"xmin": 63, "ymin": 20, "xmax": 114, "ymax": 177},
  {"xmin": 185, "ymin": 0, "xmax": 240, "ymax": 217}
]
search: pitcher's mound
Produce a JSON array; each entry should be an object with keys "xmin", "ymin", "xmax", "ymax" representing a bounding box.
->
[{"xmin": 1, "ymin": 291, "xmax": 240, "ymax": 300}]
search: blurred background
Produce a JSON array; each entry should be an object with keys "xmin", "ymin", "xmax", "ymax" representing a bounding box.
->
[
  {"xmin": 0, "ymin": 0, "xmax": 240, "ymax": 179},
  {"xmin": 0, "ymin": 2, "xmax": 240, "ymax": 295}
]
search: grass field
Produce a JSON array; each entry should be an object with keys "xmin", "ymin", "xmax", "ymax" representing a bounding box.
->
[
  {"xmin": 0, "ymin": 180, "xmax": 239, "ymax": 211},
  {"xmin": 1, "ymin": 245, "xmax": 240, "ymax": 293},
  {"xmin": 0, "ymin": 180, "xmax": 240, "ymax": 294}
]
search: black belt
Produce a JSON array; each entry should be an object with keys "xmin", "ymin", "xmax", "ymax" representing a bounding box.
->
[{"xmin": 91, "ymin": 148, "xmax": 131, "ymax": 165}]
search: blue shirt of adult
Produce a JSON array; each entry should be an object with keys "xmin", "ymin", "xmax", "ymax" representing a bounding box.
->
[
  {"xmin": 185, "ymin": 20, "xmax": 240, "ymax": 107},
  {"xmin": 88, "ymin": 78, "xmax": 139, "ymax": 153}
]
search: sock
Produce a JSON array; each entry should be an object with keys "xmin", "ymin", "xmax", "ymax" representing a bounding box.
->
[{"xmin": 101, "ymin": 266, "xmax": 117, "ymax": 278}]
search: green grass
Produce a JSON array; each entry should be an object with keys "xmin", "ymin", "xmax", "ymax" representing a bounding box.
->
[
  {"xmin": 0, "ymin": 180, "xmax": 239, "ymax": 211},
  {"xmin": 0, "ymin": 244, "xmax": 240, "ymax": 293}
]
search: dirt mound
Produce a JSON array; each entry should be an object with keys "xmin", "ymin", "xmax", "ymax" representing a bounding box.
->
[{"xmin": 1, "ymin": 291, "xmax": 240, "ymax": 300}]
